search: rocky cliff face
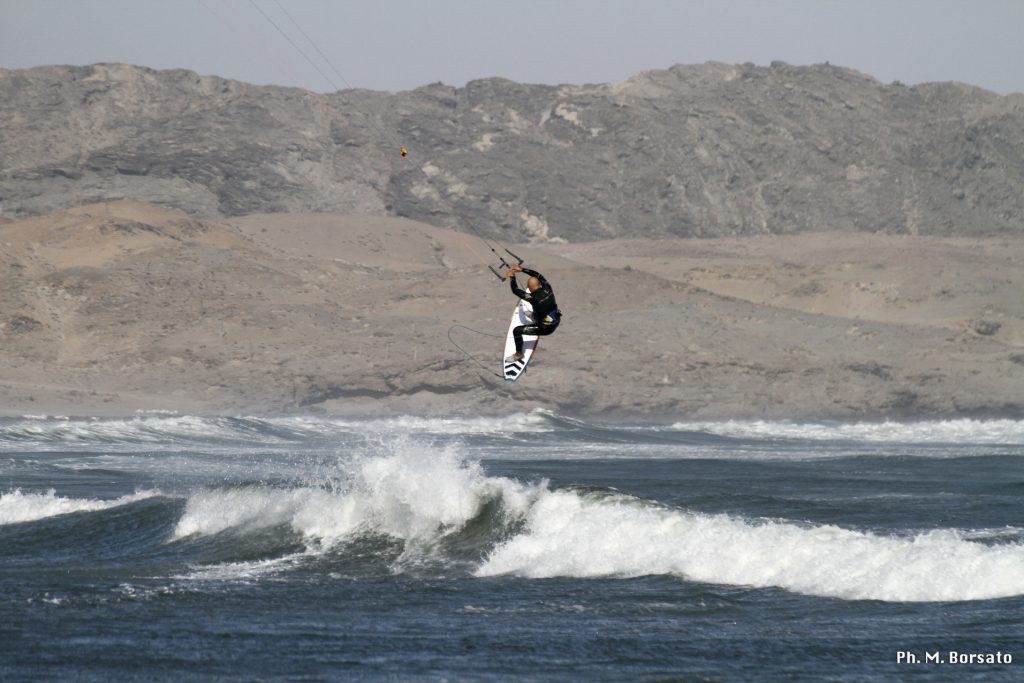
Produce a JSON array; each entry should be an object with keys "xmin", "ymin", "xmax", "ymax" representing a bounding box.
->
[{"xmin": 2, "ymin": 62, "xmax": 1023, "ymax": 240}]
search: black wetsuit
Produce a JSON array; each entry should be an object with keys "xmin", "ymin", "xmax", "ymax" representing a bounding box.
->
[{"xmin": 510, "ymin": 268, "xmax": 561, "ymax": 355}]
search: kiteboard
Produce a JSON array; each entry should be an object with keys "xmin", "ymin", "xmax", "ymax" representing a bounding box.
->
[{"xmin": 502, "ymin": 298, "xmax": 538, "ymax": 381}]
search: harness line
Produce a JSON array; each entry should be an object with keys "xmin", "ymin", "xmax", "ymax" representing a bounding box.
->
[{"xmin": 446, "ymin": 325, "xmax": 503, "ymax": 379}]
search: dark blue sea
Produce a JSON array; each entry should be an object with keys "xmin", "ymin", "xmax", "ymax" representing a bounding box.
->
[{"xmin": 1, "ymin": 411, "xmax": 1021, "ymax": 681}]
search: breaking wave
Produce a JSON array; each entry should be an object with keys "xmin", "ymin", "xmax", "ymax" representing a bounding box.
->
[
  {"xmin": 161, "ymin": 444, "xmax": 1024, "ymax": 602},
  {"xmin": 171, "ymin": 444, "xmax": 537, "ymax": 543},
  {"xmin": 5, "ymin": 412, "xmax": 1022, "ymax": 455},
  {"xmin": 668, "ymin": 418, "xmax": 1024, "ymax": 444},
  {"xmin": 475, "ymin": 489, "xmax": 1024, "ymax": 602},
  {"xmin": 0, "ymin": 412, "xmax": 554, "ymax": 448},
  {"xmin": 5, "ymin": 425, "xmax": 1022, "ymax": 602},
  {"xmin": 0, "ymin": 489, "xmax": 162, "ymax": 526}
]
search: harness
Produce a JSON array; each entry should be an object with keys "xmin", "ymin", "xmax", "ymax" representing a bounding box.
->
[{"xmin": 541, "ymin": 309, "xmax": 562, "ymax": 326}]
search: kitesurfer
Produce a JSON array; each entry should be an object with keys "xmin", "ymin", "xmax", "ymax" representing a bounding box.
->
[{"xmin": 505, "ymin": 264, "xmax": 561, "ymax": 363}]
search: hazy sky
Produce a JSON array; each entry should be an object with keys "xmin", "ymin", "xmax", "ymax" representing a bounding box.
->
[{"xmin": 2, "ymin": 0, "xmax": 1022, "ymax": 94}]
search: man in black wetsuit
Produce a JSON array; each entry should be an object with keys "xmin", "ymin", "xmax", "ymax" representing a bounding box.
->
[{"xmin": 504, "ymin": 264, "xmax": 561, "ymax": 364}]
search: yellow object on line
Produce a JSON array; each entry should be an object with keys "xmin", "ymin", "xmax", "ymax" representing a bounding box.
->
[{"xmin": 399, "ymin": 147, "xmax": 409, "ymax": 157}]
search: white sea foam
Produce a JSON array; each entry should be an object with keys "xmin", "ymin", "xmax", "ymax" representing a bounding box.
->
[
  {"xmin": 1, "ymin": 415, "xmax": 254, "ymax": 444},
  {"xmin": 168, "ymin": 439, "xmax": 1024, "ymax": 602},
  {"xmin": 323, "ymin": 411, "xmax": 554, "ymax": 436},
  {"xmin": 171, "ymin": 444, "xmax": 540, "ymax": 581},
  {"xmin": 4, "ymin": 412, "xmax": 1020, "ymax": 452},
  {"xmin": 668, "ymin": 419, "xmax": 1024, "ymax": 444},
  {"xmin": 175, "ymin": 552, "xmax": 314, "ymax": 582},
  {"xmin": 0, "ymin": 411, "xmax": 554, "ymax": 449},
  {"xmin": 476, "ymin": 489, "xmax": 1024, "ymax": 602},
  {"xmin": 171, "ymin": 444, "xmax": 538, "ymax": 545},
  {"xmin": 0, "ymin": 489, "xmax": 161, "ymax": 525}
]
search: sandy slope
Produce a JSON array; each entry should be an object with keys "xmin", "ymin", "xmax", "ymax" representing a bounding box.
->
[
  {"xmin": 550, "ymin": 235, "xmax": 1024, "ymax": 345},
  {"xmin": 1, "ymin": 201, "xmax": 1021, "ymax": 420}
]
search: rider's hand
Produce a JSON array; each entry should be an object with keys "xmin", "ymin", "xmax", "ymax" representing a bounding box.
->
[
  {"xmin": 512, "ymin": 264, "xmax": 523, "ymax": 273},
  {"xmin": 505, "ymin": 269, "xmax": 515, "ymax": 279}
]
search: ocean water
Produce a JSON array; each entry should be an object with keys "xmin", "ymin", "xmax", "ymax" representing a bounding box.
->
[{"xmin": 1, "ymin": 411, "xmax": 1022, "ymax": 681}]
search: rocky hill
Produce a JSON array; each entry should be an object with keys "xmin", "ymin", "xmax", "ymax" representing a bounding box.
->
[{"xmin": 2, "ymin": 62, "xmax": 1023, "ymax": 241}]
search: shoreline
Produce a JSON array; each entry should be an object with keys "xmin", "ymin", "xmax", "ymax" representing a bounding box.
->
[{"xmin": 2, "ymin": 399, "xmax": 1023, "ymax": 425}]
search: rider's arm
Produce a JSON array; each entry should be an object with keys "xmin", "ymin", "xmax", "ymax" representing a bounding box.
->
[{"xmin": 509, "ymin": 273, "xmax": 528, "ymax": 300}]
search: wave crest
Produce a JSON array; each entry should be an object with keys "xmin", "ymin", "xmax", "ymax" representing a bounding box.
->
[
  {"xmin": 0, "ymin": 489, "xmax": 161, "ymax": 525},
  {"xmin": 168, "ymin": 440, "xmax": 1024, "ymax": 603},
  {"xmin": 476, "ymin": 489, "xmax": 1024, "ymax": 602},
  {"xmin": 667, "ymin": 419, "xmax": 1024, "ymax": 444},
  {"xmin": 171, "ymin": 445, "xmax": 538, "ymax": 545}
]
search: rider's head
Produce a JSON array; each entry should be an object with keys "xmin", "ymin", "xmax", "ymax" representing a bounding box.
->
[{"xmin": 527, "ymin": 276, "xmax": 542, "ymax": 293}]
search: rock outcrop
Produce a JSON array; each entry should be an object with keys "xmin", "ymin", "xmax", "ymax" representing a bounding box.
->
[{"xmin": 2, "ymin": 62, "xmax": 1023, "ymax": 240}]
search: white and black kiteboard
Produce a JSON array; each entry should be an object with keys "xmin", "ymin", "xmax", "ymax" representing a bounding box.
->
[{"xmin": 502, "ymin": 298, "xmax": 538, "ymax": 382}]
